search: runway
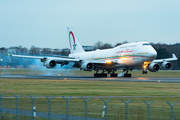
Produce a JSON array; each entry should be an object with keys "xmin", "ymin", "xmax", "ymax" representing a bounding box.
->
[{"xmin": 0, "ymin": 74, "xmax": 180, "ymax": 83}]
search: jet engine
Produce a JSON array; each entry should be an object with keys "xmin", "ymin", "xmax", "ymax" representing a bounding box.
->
[
  {"xmin": 148, "ymin": 63, "xmax": 160, "ymax": 72},
  {"xmin": 44, "ymin": 60, "xmax": 56, "ymax": 68},
  {"xmin": 81, "ymin": 62, "xmax": 94, "ymax": 71},
  {"xmin": 161, "ymin": 62, "xmax": 173, "ymax": 70}
]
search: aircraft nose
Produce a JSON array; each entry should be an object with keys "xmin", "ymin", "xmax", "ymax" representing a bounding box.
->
[{"xmin": 150, "ymin": 48, "xmax": 157, "ymax": 58}]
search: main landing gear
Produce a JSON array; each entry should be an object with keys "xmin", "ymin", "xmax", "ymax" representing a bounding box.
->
[
  {"xmin": 94, "ymin": 69, "xmax": 107, "ymax": 77},
  {"xmin": 94, "ymin": 69, "xmax": 132, "ymax": 77},
  {"xmin": 110, "ymin": 70, "xmax": 118, "ymax": 77},
  {"xmin": 94, "ymin": 73, "xmax": 107, "ymax": 77},
  {"xmin": 123, "ymin": 69, "xmax": 132, "ymax": 77}
]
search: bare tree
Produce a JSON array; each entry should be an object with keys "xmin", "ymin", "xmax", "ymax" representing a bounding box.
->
[
  {"xmin": 114, "ymin": 43, "xmax": 122, "ymax": 47},
  {"xmin": 41, "ymin": 48, "xmax": 52, "ymax": 55},
  {"xmin": 101, "ymin": 43, "xmax": 113, "ymax": 49},
  {"xmin": 94, "ymin": 41, "xmax": 103, "ymax": 49},
  {"xmin": 29, "ymin": 46, "xmax": 41, "ymax": 55}
]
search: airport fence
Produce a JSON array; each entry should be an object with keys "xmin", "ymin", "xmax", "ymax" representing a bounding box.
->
[{"xmin": 0, "ymin": 93, "xmax": 180, "ymax": 120}]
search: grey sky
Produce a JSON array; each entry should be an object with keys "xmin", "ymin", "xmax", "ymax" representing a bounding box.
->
[{"xmin": 0, "ymin": 0, "xmax": 180, "ymax": 49}]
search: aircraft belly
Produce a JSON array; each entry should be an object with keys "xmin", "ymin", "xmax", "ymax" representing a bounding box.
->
[
  {"xmin": 120, "ymin": 57, "xmax": 142, "ymax": 66},
  {"xmin": 143, "ymin": 57, "xmax": 154, "ymax": 63},
  {"xmin": 104, "ymin": 64, "xmax": 126, "ymax": 69}
]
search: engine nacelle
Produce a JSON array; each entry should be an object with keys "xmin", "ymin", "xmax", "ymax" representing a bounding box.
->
[
  {"xmin": 148, "ymin": 63, "xmax": 160, "ymax": 72},
  {"xmin": 161, "ymin": 62, "xmax": 173, "ymax": 70},
  {"xmin": 81, "ymin": 62, "xmax": 94, "ymax": 71},
  {"xmin": 44, "ymin": 60, "xmax": 56, "ymax": 68}
]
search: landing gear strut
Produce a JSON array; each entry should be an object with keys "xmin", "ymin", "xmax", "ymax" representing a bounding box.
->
[
  {"xmin": 94, "ymin": 69, "xmax": 107, "ymax": 77},
  {"xmin": 110, "ymin": 70, "xmax": 118, "ymax": 77},
  {"xmin": 124, "ymin": 69, "xmax": 132, "ymax": 77}
]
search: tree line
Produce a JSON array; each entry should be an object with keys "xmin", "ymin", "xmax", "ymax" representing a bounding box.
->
[{"xmin": 0, "ymin": 41, "xmax": 180, "ymax": 69}]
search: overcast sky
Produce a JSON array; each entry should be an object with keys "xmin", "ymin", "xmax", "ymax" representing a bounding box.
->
[{"xmin": 0, "ymin": 0, "xmax": 180, "ymax": 49}]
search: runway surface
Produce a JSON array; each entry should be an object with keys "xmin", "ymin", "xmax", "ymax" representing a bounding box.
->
[{"xmin": 0, "ymin": 74, "xmax": 180, "ymax": 83}]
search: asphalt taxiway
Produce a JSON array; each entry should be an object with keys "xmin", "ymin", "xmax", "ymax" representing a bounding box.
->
[{"xmin": 0, "ymin": 74, "xmax": 180, "ymax": 83}]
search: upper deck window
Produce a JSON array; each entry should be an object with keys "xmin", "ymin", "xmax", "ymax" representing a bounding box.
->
[{"xmin": 143, "ymin": 43, "xmax": 150, "ymax": 46}]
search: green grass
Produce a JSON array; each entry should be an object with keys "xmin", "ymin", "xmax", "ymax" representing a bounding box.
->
[
  {"xmin": 0, "ymin": 70, "xmax": 180, "ymax": 119},
  {"xmin": 0, "ymin": 69, "xmax": 180, "ymax": 77},
  {"xmin": 0, "ymin": 78, "xmax": 180, "ymax": 96}
]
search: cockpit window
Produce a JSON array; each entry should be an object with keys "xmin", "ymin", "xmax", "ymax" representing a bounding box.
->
[{"xmin": 143, "ymin": 43, "xmax": 150, "ymax": 46}]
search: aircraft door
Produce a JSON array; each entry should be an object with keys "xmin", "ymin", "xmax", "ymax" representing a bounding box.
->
[{"xmin": 92, "ymin": 55, "xmax": 94, "ymax": 60}]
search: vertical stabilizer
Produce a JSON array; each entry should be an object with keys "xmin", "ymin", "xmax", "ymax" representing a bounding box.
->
[{"xmin": 67, "ymin": 27, "xmax": 85, "ymax": 54}]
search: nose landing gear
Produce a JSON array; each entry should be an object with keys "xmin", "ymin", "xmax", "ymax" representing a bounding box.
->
[
  {"xmin": 142, "ymin": 62, "xmax": 149, "ymax": 74},
  {"xmin": 142, "ymin": 69, "xmax": 147, "ymax": 74}
]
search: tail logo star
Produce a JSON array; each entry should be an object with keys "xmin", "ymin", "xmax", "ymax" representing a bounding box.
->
[{"xmin": 73, "ymin": 43, "xmax": 77, "ymax": 50}]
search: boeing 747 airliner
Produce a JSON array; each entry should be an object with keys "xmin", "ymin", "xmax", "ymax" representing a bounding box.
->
[{"xmin": 7, "ymin": 27, "xmax": 178, "ymax": 77}]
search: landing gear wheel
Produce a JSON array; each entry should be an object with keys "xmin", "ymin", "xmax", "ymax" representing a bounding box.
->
[
  {"xmin": 124, "ymin": 74, "xmax": 131, "ymax": 77},
  {"xmin": 110, "ymin": 69, "xmax": 117, "ymax": 77},
  {"xmin": 94, "ymin": 73, "xmax": 98, "ymax": 77},
  {"xmin": 94, "ymin": 73, "xmax": 107, "ymax": 77},
  {"xmin": 102, "ymin": 73, "xmax": 107, "ymax": 77},
  {"xmin": 110, "ymin": 73, "xmax": 118, "ymax": 77},
  {"xmin": 123, "ymin": 68, "xmax": 132, "ymax": 77}
]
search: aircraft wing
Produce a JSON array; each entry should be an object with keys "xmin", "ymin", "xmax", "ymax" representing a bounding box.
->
[
  {"xmin": 4, "ymin": 51, "xmax": 118, "ymax": 65},
  {"xmin": 4, "ymin": 52, "xmax": 80, "ymax": 62},
  {"xmin": 152, "ymin": 54, "xmax": 178, "ymax": 63},
  {"xmin": 9, "ymin": 54, "xmax": 45, "ymax": 59}
]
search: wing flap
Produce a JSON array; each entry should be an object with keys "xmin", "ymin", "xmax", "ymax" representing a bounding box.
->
[
  {"xmin": 10, "ymin": 54, "xmax": 44, "ymax": 59},
  {"xmin": 53, "ymin": 58, "xmax": 79, "ymax": 62}
]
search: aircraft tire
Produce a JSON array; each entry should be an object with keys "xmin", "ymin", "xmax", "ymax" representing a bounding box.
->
[
  {"xmin": 94, "ymin": 73, "xmax": 107, "ymax": 77},
  {"xmin": 94, "ymin": 73, "xmax": 99, "ymax": 77},
  {"xmin": 97, "ymin": 74, "xmax": 102, "ymax": 77},
  {"xmin": 102, "ymin": 73, "xmax": 107, "ymax": 77},
  {"xmin": 110, "ymin": 73, "xmax": 118, "ymax": 77},
  {"xmin": 142, "ymin": 70, "xmax": 147, "ymax": 74},
  {"xmin": 124, "ymin": 74, "xmax": 131, "ymax": 77},
  {"xmin": 94, "ymin": 73, "xmax": 97, "ymax": 77}
]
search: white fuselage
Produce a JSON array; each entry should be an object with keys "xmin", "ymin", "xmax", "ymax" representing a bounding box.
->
[{"xmin": 69, "ymin": 42, "xmax": 157, "ymax": 69}]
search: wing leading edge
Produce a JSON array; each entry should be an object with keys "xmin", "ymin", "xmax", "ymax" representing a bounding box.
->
[{"xmin": 153, "ymin": 54, "xmax": 178, "ymax": 63}]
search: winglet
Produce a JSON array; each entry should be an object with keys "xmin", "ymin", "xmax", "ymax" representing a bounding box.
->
[
  {"xmin": 2, "ymin": 51, "xmax": 11, "ymax": 56},
  {"xmin": 172, "ymin": 54, "xmax": 177, "ymax": 59}
]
